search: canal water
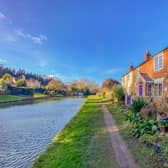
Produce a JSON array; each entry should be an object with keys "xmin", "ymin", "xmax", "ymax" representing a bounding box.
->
[{"xmin": 0, "ymin": 98, "xmax": 85, "ymax": 168}]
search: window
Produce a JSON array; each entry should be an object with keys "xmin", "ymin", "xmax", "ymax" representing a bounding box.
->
[
  {"xmin": 154, "ymin": 83, "xmax": 162, "ymax": 96},
  {"xmin": 155, "ymin": 57, "xmax": 159, "ymax": 71},
  {"xmin": 159, "ymin": 55, "xmax": 163, "ymax": 69},
  {"xmin": 136, "ymin": 68, "xmax": 140, "ymax": 78},
  {"xmin": 154, "ymin": 55, "xmax": 163, "ymax": 71},
  {"xmin": 127, "ymin": 74, "xmax": 130, "ymax": 81},
  {"xmin": 139, "ymin": 84, "xmax": 143, "ymax": 96},
  {"xmin": 146, "ymin": 83, "xmax": 152, "ymax": 96},
  {"xmin": 159, "ymin": 84, "xmax": 162, "ymax": 96}
]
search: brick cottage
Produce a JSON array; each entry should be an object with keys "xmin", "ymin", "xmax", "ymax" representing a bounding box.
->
[{"xmin": 121, "ymin": 47, "xmax": 168, "ymax": 105}]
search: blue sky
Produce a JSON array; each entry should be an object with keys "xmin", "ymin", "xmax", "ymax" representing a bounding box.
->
[{"xmin": 0, "ymin": 0, "xmax": 168, "ymax": 84}]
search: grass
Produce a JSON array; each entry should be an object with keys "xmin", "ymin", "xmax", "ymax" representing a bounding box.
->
[
  {"xmin": 33, "ymin": 96, "xmax": 117, "ymax": 168},
  {"xmin": 33, "ymin": 93, "xmax": 47, "ymax": 98},
  {"xmin": 0, "ymin": 94, "xmax": 26, "ymax": 102},
  {"xmin": 106, "ymin": 103, "xmax": 163, "ymax": 168}
]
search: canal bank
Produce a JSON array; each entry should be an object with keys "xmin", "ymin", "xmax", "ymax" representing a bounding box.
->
[
  {"xmin": 0, "ymin": 98, "xmax": 84, "ymax": 168},
  {"xmin": 32, "ymin": 96, "xmax": 117, "ymax": 168},
  {"xmin": 0, "ymin": 95, "xmax": 63, "ymax": 106}
]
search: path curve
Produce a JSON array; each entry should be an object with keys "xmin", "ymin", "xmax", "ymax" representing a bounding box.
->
[{"xmin": 102, "ymin": 105, "xmax": 137, "ymax": 168}]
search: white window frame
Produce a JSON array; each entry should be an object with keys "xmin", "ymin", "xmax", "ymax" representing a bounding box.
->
[
  {"xmin": 146, "ymin": 83, "xmax": 152, "ymax": 96},
  {"xmin": 154, "ymin": 54, "xmax": 164, "ymax": 72},
  {"xmin": 154, "ymin": 78, "xmax": 164, "ymax": 97},
  {"xmin": 154, "ymin": 83, "xmax": 163, "ymax": 96}
]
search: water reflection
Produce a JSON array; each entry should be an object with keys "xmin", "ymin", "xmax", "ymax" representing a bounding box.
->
[{"xmin": 0, "ymin": 98, "xmax": 85, "ymax": 168}]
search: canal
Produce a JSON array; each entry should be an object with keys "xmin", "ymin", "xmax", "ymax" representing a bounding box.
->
[{"xmin": 0, "ymin": 98, "xmax": 85, "ymax": 168}]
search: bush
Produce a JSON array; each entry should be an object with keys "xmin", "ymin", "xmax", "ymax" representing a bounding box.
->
[
  {"xmin": 139, "ymin": 133, "xmax": 159, "ymax": 144},
  {"xmin": 2, "ymin": 73, "xmax": 13, "ymax": 86},
  {"xmin": 132, "ymin": 98, "xmax": 148, "ymax": 113},
  {"xmin": 141, "ymin": 103, "xmax": 157, "ymax": 120},
  {"xmin": 131, "ymin": 119, "xmax": 158, "ymax": 138},
  {"xmin": 126, "ymin": 109, "xmax": 158, "ymax": 138},
  {"xmin": 160, "ymin": 138, "xmax": 168, "ymax": 157},
  {"xmin": 102, "ymin": 92, "xmax": 106, "ymax": 98},
  {"xmin": 112, "ymin": 85, "xmax": 124, "ymax": 103},
  {"xmin": 2, "ymin": 73, "xmax": 12, "ymax": 80},
  {"xmin": 126, "ymin": 111, "xmax": 141, "ymax": 123}
]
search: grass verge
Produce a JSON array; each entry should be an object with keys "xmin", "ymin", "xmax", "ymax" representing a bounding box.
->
[
  {"xmin": 0, "ymin": 94, "xmax": 26, "ymax": 102},
  {"xmin": 32, "ymin": 96, "xmax": 117, "ymax": 168},
  {"xmin": 33, "ymin": 93, "xmax": 47, "ymax": 98},
  {"xmin": 106, "ymin": 103, "xmax": 163, "ymax": 168}
]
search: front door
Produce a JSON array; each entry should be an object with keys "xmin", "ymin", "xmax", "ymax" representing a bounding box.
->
[
  {"xmin": 127, "ymin": 96, "xmax": 131, "ymax": 105},
  {"xmin": 139, "ymin": 84, "xmax": 143, "ymax": 96}
]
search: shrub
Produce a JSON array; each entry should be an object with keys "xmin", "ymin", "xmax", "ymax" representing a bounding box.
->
[
  {"xmin": 160, "ymin": 138, "xmax": 168, "ymax": 157},
  {"xmin": 126, "ymin": 108, "xmax": 158, "ymax": 138},
  {"xmin": 112, "ymin": 85, "xmax": 124, "ymax": 103},
  {"xmin": 141, "ymin": 103, "xmax": 157, "ymax": 120},
  {"xmin": 156, "ymin": 98, "xmax": 168, "ymax": 115},
  {"xmin": 131, "ymin": 119, "xmax": 158, "ymax": 138},
  {"xmin": 126, "ymin": 111, "xmax": 141, "ymax": 123},
  {"xmin": 2, "ymin": 73, "xmax": 12, "ymax": 80},
  {"xmin": 132, "ymin": 98, "xmax": 148, "ymax": 113},
  {"xmin": 102, "ymin": 92, "xmax": 106, "ymax": 98},
  {"xmin": 139, "ymin": 133, "xmax": 159, "ymax": 144},
  {"xmin": 2, "ymin": 73, "xmax": 13, "ymax": 85}
]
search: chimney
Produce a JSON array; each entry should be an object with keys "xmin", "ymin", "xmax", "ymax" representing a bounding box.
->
[
  {"xmin": 129, "ymin": 63, "xmax": 134, "ymax": 72},
  {"xmin": 144, "ymin": 49, "xmax": 151, "ymax": 61}
]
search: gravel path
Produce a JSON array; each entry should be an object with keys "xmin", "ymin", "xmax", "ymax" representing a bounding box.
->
[{"xmin": 102, "ymin": 105, "xmax": 137, "ymax": 168}]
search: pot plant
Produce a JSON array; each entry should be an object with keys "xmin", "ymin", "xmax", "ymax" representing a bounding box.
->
[{"xmin": 160, "ymin": 119, "xmax": 168, "ymax": 133}]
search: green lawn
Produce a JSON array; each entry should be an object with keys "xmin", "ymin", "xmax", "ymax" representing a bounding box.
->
[
  {"xmin": 0, "ymin": 94, "xmax": 26, "ymax": 102},
  {"xmin": 33, "ymin": 96, "xmax": 117, "ymax": 168},
  {"xmin": 33, "ymin": 93, "xmax": 47, "ymax": 98},
  {"xmin": 106, "ymin": 103, "xmax": 163, "ymax": 168}
]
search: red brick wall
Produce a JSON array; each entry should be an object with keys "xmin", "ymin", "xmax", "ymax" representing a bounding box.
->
[
  {"xmin": 123, "ymin": 48, "xmax": 168, "ymax": 99},
  {"xmin": 139, "ymin": 48, "xmax": 168, "ymax": 79}
]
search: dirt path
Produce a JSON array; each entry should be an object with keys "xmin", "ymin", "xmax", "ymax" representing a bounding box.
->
[{"xmin": 102, "ymin": 105, "xmax": 137, "ymax": 168}]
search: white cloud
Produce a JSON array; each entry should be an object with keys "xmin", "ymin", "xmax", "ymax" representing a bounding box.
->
[
  {"xmin": 0, "ymin": 58, "xmax": 7, "ymax": 63},
  {"xmin": 46, "ymin": 72, "xmax": 83, "ymax": 82},
  {"xmin": 0, "ymin": 12, "xmax": 7, "ymax": 21},
  {"xmin": 15, "ymin": 29, "xmax": 47, "ymax": 45},
  {"xmin": 0, "ymin": 11, "xmax": 12, "ymax": 24},
  {"xmin": 103, "ymin": 68, "xmax": 121, "ymax": 75},
  {"xmin": 46, "ymin": 74, "xmax": 63, "ymax": 80},
  {"xmin": 0, "ymin": 12, "xmax": 47, "ymax": 45}
]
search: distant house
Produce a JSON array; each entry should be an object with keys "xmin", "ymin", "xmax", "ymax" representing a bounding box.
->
[
  {"xmin": 77, "ymin": 92, "xmax": 84, "ymax": 97},
  {"xmin": 12, "ymin": 77, "xmax": 16, "ymax": 84},
  {"xmin": 121, "ymin": 48, "xmax": 168, "ymax": 105},
  {"xmin": 26, "ymin": 78, "xmax": 41, "ymax": 89}
]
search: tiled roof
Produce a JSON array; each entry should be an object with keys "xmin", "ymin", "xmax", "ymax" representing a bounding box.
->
[
  {"xmin": 121, "ymin": 47, "xmax": 168, "ymax": 77},
  {"xmin": 140, "ymin": 73, "xmax": 153, "ymax": 81}
]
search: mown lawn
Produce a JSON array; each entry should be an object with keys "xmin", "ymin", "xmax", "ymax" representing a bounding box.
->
[
  {"xmin": 0, "ymin": 94, "xmax": 26, "ymax": 102},
  {"xmin": 33, "ymin": 96, "xmax": 117, "ymax": 168},
  {"xmin": 33, "ymin": 93, "xmax": 47, "ymax": 98},
  {"xmin": 107, "ymin": 103, "xmax": 163, "ymax": 168}
]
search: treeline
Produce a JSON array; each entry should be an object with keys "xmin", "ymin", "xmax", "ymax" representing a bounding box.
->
[
  {"xmin": 0, "ymin": 65, "xmax": 99, "ymax": 96},
  {"xmin": 45, "ymin": 79, "xmax": 99, "ymax": 96},
  {"xmin": 0, "ymin": 64, "xmax": 50, "ymax": 85}
]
